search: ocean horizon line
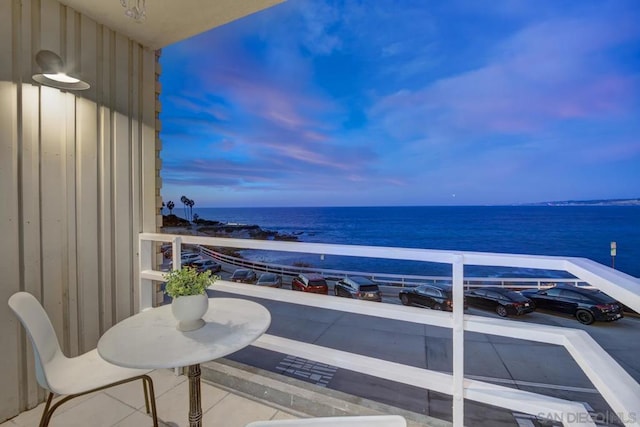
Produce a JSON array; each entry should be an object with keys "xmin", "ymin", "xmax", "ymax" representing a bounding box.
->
[{"xmin": 186, "ymin": 200, "xmax": 640, "ymax": 209}]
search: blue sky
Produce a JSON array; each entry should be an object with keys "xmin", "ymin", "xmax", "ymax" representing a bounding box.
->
[{"xmin": 159, "ymin": 0, "xmax": 640, "ymax": 208}]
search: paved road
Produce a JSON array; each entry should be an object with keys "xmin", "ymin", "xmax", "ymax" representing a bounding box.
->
[
  {"xmin": 218, "ymin": 290, "xmax": 638, "ymax": 427},
  {"xmin": 172, "ymin": 260, "xmax": 639, "ymax": 426}
]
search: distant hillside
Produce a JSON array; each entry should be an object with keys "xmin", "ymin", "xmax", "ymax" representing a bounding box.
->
[{"xmin": 524, "ymin": 198, "xmax": 640, "ymax": 206}]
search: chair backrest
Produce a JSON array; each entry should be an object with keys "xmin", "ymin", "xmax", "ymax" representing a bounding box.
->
[{"xmin": 8, "ymin": 292, "xmax": 64, "ymax": 391}]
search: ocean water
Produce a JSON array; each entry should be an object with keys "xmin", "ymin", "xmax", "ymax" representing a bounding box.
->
[{"xmin": 189, "ymin": 206, "xmax": 640, "ymax": 279}]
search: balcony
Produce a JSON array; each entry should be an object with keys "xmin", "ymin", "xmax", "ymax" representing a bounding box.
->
[
  {"xmin": 131, "ymin": 233, "xmax": 640, "ymax": 427},
  {"xmin": 4, "ymin": 233, "xmax": 638, "ymax": 427}
]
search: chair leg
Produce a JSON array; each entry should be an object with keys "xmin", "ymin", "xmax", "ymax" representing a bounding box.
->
[
  {"xmin": 142, "ymin": 375, "xmax": 159, "ymax": 427},
  {"xmin": 38, "ymin": 392, "xmax": 55, "ymax": 427},
  {"xmin": 143, "ymin": 378, "xmax": 150, "ymax": 413},
  {"xmin": 37, "ymin": 375, "xmax": 158, "ymax": 427},
  {"xmin": 41, "ymin": 392, "xmax": 87, "ymax": 427}
]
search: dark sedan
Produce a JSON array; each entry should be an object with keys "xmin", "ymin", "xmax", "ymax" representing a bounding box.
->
[
  {"xmin": 465, "ymin": 287, "xmax": 535, "ymax": 317},
  {"xmin": 522, "ymin": 285, "xmax": 623, "ymax": 325},
  {"xmin": 399, "ymin": 284, "xmax": 466, "ymax": 311},
  {"xmin": 230, "ymin": 268, "xmax": 257, "ymax": 284}
]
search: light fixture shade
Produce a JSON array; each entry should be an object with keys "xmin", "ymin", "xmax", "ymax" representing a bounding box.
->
[{"xmin": 32, "ymin": 50, "xmax": 90, "ymax": 91}]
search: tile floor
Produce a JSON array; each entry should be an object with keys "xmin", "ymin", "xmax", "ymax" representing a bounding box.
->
[{"xmin": 1, "ymin": 368, "xmax": 298, "ymax": 427}]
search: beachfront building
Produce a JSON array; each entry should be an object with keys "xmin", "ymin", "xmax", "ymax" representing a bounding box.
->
[{"xmin": 1, "ymin": 1, "xmax": 639, "ymax": 427}]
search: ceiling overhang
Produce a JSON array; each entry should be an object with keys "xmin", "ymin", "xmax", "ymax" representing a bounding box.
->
[{"xmin": 58, "ymin": 0, "xmax": 285, "ymax": 49}]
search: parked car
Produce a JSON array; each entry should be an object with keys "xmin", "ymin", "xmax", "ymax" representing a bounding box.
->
[
  {"xmin": 167, "ymin": 252, "xmax": 202, "ymax": 268},
  {"xmin": 190, "ymin": 259, "xmax": 222, "ymax": 273},
  {"xmin": 161, "ymin": 244, "xmax": 172, "ymax": 259},
  {"xmin": 465, "ymin": 287, "xmax": 535, "ymax": 317},
  {"xmin": 230, "ymin": 269, "xmax": 257, "ymax": 284},
  {"xmin": 334, "ymin": 276, "xmax": 382, "ymax": 302},
  {"xmin": 620, "ymin": 303, "xmax": 639, "ymax": 316},
  {"xmin": 399, "ymin": 284, "xmax": 466, "ymax": 311},
  {"xmin": 522, "ymin": 285, "xmax": 623, "ymax": 325},
  {"xmin": 256, "ymin": 272, "xmax": 282, "ymax": 288},
  {"xmin": 291, "ymin": 273, "xmax": 328, "ymax": 294}
]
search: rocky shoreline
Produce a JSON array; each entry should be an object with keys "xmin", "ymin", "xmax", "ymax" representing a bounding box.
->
[
  {"xmin": 523, "ymin": 198, "xmax": 640, "ymax": 206},
  {"xmin": 161, "ymin": 214, "xmax": 299, "ymax": 241}
]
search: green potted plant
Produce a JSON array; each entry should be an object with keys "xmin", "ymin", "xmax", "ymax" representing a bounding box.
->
[{"xmin": 164, "ymin": 266, "xmax": 219, "ymax": 331}]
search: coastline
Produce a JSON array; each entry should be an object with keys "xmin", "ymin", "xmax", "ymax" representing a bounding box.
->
[
  {"xmin": 161, "ymin": 214, "xmax": 299, "ymax": 241},
  {"xmin": 522, "ymin": 198, "xmax": 640, "ymax": 206}
]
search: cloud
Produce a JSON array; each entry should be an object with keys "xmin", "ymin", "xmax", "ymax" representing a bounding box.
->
[
  {"xmin": 370, "ymin": 12, "xmax": 640, "ymax": 140},
  {"xmin": 160, "ymin": 0, "xmax": 640, "ymax": 206},
  {"xmin": 293, "ymin": 1, "xmax": 344, "ymax": 55}
]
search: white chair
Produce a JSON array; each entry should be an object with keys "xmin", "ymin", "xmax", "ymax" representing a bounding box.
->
[
  {"xmin": 245, "ymin": 415, "xmax": 407, "ymax": 427},
  {"xmin": 8, "ymin": 292, "xmax": 158, "ymax": 427}
]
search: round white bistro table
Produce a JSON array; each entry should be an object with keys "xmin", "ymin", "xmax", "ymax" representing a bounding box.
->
[{"xmin": 97, "ymin": 298, "xmax": 271, "ymax": 427}]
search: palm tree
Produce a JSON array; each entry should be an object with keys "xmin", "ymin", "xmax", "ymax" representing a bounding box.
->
[
  {"xmin": 187, "ymin": 198, "xmax": 195, "ymax": 221},
  {"xmin": 167, "ymin": 201, "xmax": 175, "ymax": 215},
  {"xmin": 180, "ymin": 195, "xmax": 188, "ymax": 219}
]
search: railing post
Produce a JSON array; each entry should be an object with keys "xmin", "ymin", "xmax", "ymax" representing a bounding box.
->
[
  {"xmin": 139, "ymin": 236, "xmax": 154, "ymax": 311},
  {"xmin": 172, "ymin": 236, "xmax": 183, "ymax": 271},
  {"xmin": 452, "ymin": 255, "xmax": 465, "ymax": 427}
]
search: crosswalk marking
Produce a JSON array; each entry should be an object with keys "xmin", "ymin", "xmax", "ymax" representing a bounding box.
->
[{"xmin": 276, "ymin": 355, "xmax": 338, "ymax": 387}]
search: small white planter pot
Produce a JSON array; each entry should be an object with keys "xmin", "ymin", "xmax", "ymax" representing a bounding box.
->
[{"xmin": 171, "ymin": 294, "xmax": 209, "ymax": 331}]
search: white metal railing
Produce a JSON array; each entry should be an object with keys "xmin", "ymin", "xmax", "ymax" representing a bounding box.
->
[
  {"xmin": 197, "ymin": 245, "xmax": 588, "ymax": 289},
  {"xmin": 139, "ymin": 233, "xmax": 640, "ymax": 427}
]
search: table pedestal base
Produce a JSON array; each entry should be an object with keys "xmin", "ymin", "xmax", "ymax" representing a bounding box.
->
[{"xmin": 188, "ymin": 364, "xmax": 202, "ymax": 427}]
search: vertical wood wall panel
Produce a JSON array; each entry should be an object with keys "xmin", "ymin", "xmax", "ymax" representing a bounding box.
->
[
  {"xmin": 19, "ymin": 0, "xmax": 33, "ymax": 84},
  {"xmin": 39, "ymin": 87, "xmax": 67, "ymax": 343},
  {"xmin": 0, "ymin": 0, "xmax": 159, "ymax": 420},
  {"xmin": 59, "ymin": 0, "xmax": 78, "ymax": 356},
  {"xmin": 99, "ymin": 27, "xmax": 114, "ymax": 329},
  {"xmin": 20, "ymin": 85, "xmax": 44, "ymax": 407},
  {"xmin": 39, "ymin": 1, "xmax": 66, "ymax": 355},
  {"xmin": 114, "ymin": 110, "xmax": 133, "ymax": 321},
  {"xmin": 77, "ymin": 97, "xmax": 100, "ymax": 347},
  {"xmin": 29, "ymin": 0, "xmax": 39, "ymax": 78},
  {"xmin": 80, "ymin": 14, "xmax": 97, "ymax": 105},
  {"xmin": 114, "ymin": 34, "xmax": 132, "ymax": 321},
  {"xmin": 0, "ymin": 1, "xmax": 14, "ymax": 81},
  {"xmin": 63, "ymin": 93, "xmax": 79, "ymax": 356},
  {"xmin": 0, "ymin": 1, "xmax": 22, "ymax": 419},
  {"xmin": 142, "ymin": 49, "xmax": 157, "ymax": 232},
  {"xmin": 39, "ymin": 0, "xmax": 60, "ymax": 54},
  {"xmin": 131, "ymin": 43, "xmax": 141, "ymax": 311},
  {"xmin": 77, "ymin": 14, "xmax": 100, "ymax": 352},
  {"xmin": 0, "ymin": 80, "xmax": 21, "ymax": 420}
]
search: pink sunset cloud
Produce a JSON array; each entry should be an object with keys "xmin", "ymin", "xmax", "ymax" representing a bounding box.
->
[
  {"xmin": 160, "ymin": 0, "xmax": 640, "ymax": 207},
  {"xmin": 370, "ymin": 13, "xmax": 640, "ymax": 139}
]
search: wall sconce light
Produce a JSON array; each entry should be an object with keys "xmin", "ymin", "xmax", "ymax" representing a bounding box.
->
[{"xmin": 32, "ymin": 50, "xmax": 90, "ymax": 91}]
